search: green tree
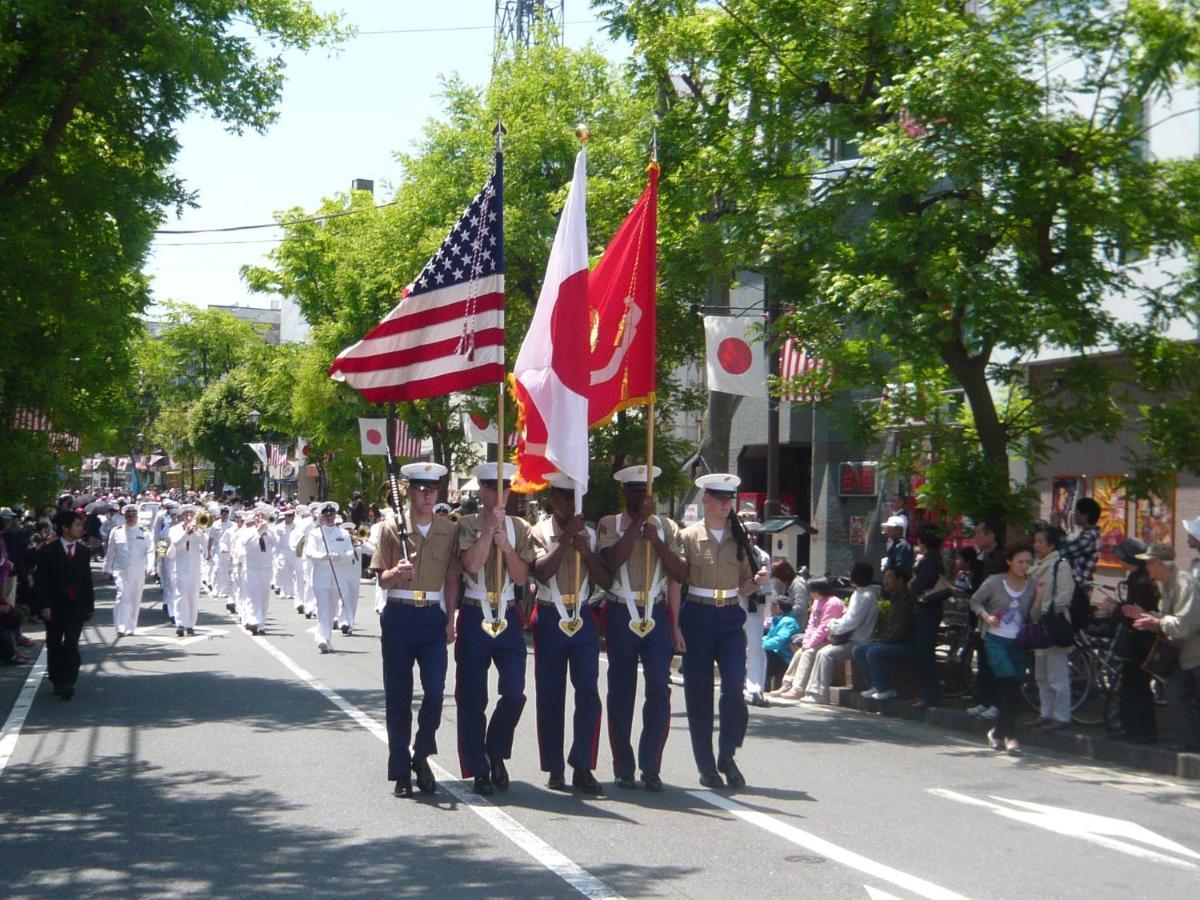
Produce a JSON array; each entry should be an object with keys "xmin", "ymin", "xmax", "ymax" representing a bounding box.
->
[
  {"xmin": 603, "ymin": 0, "xmax": 1200, "ymax": 522},
  {"xmin": 0, "ymin": 0, "xmax": 341, "ymax": 502}
]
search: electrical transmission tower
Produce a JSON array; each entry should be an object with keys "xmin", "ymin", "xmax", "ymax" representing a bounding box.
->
[{"xmin": 494, "ymin": 0, "xmax": 564, "ymax": 59}]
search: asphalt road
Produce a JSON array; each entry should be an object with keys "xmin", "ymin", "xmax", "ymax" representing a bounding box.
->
[{"xmin": 3, "ymin": 571, "xmax": 1199, "ymax": 899}]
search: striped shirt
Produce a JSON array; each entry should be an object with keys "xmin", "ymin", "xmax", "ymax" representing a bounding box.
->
[{"xmin": 1060, "ymin": 526, "xmax": 1101, "ymax": 586}]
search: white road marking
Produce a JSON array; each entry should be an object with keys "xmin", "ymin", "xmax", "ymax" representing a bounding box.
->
[
  {"xmin": 688, "ymin": 790, "xmax": 971, "ymax": 900},
  {"xmin": 0, "ymin": 647, "xmax": 48, "ymax": 777},
  {"xmin": 864, "ymin": 887, "xmax": 905, "ymax": 900},
  {"xmin": 138, "ymin": 625, "xmax": 229, "ymax": 647},
  {"xmin": 929, "ymin": 789, "xmax": 1199, "ymax": 869},
  {"xmin": 247, "ymin": 633, "xmax": 622, "ymax": 900}
]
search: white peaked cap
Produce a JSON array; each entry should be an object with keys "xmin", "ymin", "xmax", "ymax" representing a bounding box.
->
[
  {"xmin": 472, "ymin": 462, "xmax": 518, "ymax": 482},
  {"xmin": 401, "ymin": 462, "xmax": 448, "ymax": 482},
  {"xmin": 614, "ymin": 465, "xmax": 662, "ymax": 485},
  {"xmin": 695, "ymin": 473, "xmax": 741, "ymax": 493}
]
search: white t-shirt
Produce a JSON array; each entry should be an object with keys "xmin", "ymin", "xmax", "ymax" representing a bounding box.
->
[{"xmin": 990, "ymin": 580, "xmax": 1025, "ymax": 640}]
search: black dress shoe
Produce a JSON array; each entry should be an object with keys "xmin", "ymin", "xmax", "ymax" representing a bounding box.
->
[
  {"xmin": 60, "ymin": 685, "xmax": 74, "ymax": 701},
  {"xmin": 490, "ymin": 757, "xmax": 510, "ymax": 790},
  {"xmin": 698, "ymin": 771, "xmax": 725, "ymax": 789},
  {"xmin": 614, "ymin": 774, "xmax": 637, "ymax": 790},
  {"xmin": 186, "ymin": 628, "xmax": 195, "ymax": 636},
  {"xmin": 641, "ymin": 772, "xmax": 663, "ymax": 793},
  {"xmin": 392, "ymin": 778, "xmax": 413, "ymax": 797},
  {"xmin": 473, "ymin": 774, "xmax": 495, "ymax": 796},
  {"xmin": 547, "ymin": 770, "xmax": 567, "ymax": 790},
  {"xmin": 341, "ymin": 624, "xmax": 350, "ymax": 635},
  {"xmin": 226, "ymin": 602, "xmax": 237, "ymax": 614},
  {"xmin": 413, "ymin": 757, "xmax": 437, "ymax": 794},
  {"xmin": 572, "ymin": 767, "xmax": 603, "ymax": 795},
  {"xmin": 175, "ymin": 627, "xmax": 185, "ymax": 637},
  {"xmin": 51, "ymin": 682, "xmax": 64, "ymax": 697},
  {"xmin": 718, "ymin": 758, "xmax": 746, "ymax": 789}
]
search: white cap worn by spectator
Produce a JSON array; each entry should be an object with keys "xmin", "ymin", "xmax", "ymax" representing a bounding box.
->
[{"xmin": 882, "ymin": 515, "xmax": 907, "ymax": 531}]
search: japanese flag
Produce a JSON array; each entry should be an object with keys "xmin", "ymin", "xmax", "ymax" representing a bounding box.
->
[
  {"xmin": 358, "ymin": 418, "xmax": 388, "ymax": 456},
  {"xmin": 704, "ymin": 315, "xmax": 766, "ymax": 398}
]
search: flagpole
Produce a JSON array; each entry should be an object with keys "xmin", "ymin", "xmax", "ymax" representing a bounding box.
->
[
  {"xmin": 642, "ymin": 134, "xmax": 659, "ymax": 605},
  {"xmin": 492, "ymin": 120, "xmax": 507, "ymax": 608}
]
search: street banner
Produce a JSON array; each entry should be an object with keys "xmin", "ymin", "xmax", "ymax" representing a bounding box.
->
[{"xmin": 247, "ymin": 442, "xmax": 269, "ymax": 466}]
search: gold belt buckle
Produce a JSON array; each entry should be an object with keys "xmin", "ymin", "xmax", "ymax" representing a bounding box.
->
[
  {"xmin": 634, "ymin": 591, "xmax": 649, "ymax": 603},
  {"xmin": 713, "ymin": 588, "xmax": 730, "ymax": 606},
  {"xmin": 561, "ymin": 593, "xmax": 577, "ymax": 611},
  {"xmin": 486, "ymin": 591, "xmax": 500, "ymax": 604},
  {"xmin": 412, "ymin": 590, "xmax": 428, "ymax": 607}
]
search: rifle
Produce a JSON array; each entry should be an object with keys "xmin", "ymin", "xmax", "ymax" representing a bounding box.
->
[{"xmin": 727, "ymin": 510, "xmax": 762, "ymax": 613}]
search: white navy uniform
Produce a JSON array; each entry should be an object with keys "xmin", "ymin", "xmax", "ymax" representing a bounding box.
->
[
  {"xmin": 303, "ymin": 520, "xmax": 357, "ymax": 650},
  {"xmin": 238, "ymin": 523, "xmax": 276, "ymax": 630},
  {"xmin": 103, "ymin": 519, "xmax": 154, "ymax": 635},
  {"xmin": 167, "ymin": 521, "xmax": 205, "ymax": 631}
]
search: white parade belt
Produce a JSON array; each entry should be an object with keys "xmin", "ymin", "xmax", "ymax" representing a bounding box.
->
[
  {"xmin": 536, "ymin": 576, "xmax": 589, "ymax": 637},
  {"xmin": 464, "ymin": 516, "xmax": 517, "ymax": 638},
  {"xmin": 387, "ymin": 589, "xmax": 445, "ymax": 608},
  {"xmin": 613, "ymin": 517, "xmax": 666, "ymax": 636},
  {"xmin": 687, "ymin": 585, "xmax": 742, "ymax": 606}
]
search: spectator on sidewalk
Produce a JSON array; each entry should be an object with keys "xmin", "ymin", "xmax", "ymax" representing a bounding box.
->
[
  {"xmin": 881, "ymin": 515, "xmax": 913, "ymax": 578},
  {"xmin": 765, "ymin": 579, "xmax": 845, "ymax": 704},
  {"xmin": 36, "ymin": 510, "xmax": 96, "ymax": 701},
  {"xmin": 762, "ymin": 594, "xmax": 801, "ymax": 691},
  {"xmin": 853, "ymin": 567, "xmax": 916, "ymax": 700},
  {"xmin": 1103, "ymin": 538, "xmax": 1160, "ymax": 744},
  {"xmin": 804, "ymin": 563, "xmax": 880, "ymax": 704},
  {"xmin": 1125, "ymin": 542, "xmax": 1200, "ymax": 753},
  {"xmin": 911, "ymin": 524, "xmax": 948, "ymax": 709},
  {"xmin": 967, "ymin": 519, "xmax": 1006, "ymax": 720},
  {"xmin": 1061, "ymin": 497, "xmax": 1102, "ymax": 631},
  {"xmin": 769, "ymin": 559, "xmax": 809, "ymax": 628},
  {"xmin": 1030, "ymin": 525, "xmax": 1076, "ymax": 730},
  {"xmin": 970, "ymin": 544, "xmax": 1036, "ymax": 755}
]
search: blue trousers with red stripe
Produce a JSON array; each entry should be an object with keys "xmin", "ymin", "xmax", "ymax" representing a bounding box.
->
[
  {"xmin": 532, "ymin": 603, "xmax": 602, "ymax": 774},
  {"xmin": 380, "ymin": 601, "xmax": 447, "ymax": 782},
  {"xmin": 454, "ymin": 603, "xmax": 527, "ymax": 777},
  {"xmin": 680, "ymin": 600, "xmax": 748, "ymax": 774},
  {"xmin": 605, "ymin": 601, "xmax": 673, "ymax": 778}
]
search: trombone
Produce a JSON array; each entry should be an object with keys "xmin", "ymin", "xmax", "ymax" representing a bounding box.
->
[{"xmin": 194, "ymin": 509, "xmax": 213, "ymax": 529}]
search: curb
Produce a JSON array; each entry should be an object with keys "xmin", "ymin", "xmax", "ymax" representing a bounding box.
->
[{"xmin": 830, "ymin": 686, "xmax": 1200, "ymax": 781}]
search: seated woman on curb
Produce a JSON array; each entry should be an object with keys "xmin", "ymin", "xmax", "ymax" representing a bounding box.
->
[
  {"xmin": 765, "ymin": 579, "xmax": 845, "ymax": 704},
  {"xmin": 762, "ymin": 594, "xmax": 801, "ymax": 691},
  {"xmin": 970, "ymin": 543, "xmax": 1035, "ymax": 755},
  {"xmin": 852, "ymin": 567, "xmax": 915, "ymax": 701}
]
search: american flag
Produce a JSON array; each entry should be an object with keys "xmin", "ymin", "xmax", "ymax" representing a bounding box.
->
[
  {"xmin": 328, "ymin": 159, "xmax": 505, "ymax": 402},
  {"xmin": 393, "ymin": 420, "xmax": 425, "ymax": 459},
  {"xmin": 779, "ymin": 339, "xmax": 832, "ymax": 403},
  {"xmin": 268, "ymin": 443, "xmax": 289, "ymax": 479},
  {"xmin": 11, "ymin": 407, "xmax": 80, "ymax": 451}
]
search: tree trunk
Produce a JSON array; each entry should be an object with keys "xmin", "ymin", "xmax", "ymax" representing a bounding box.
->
[{"xmin": 941, "ymin": 338, "xmax": 1011, "ymax": 514}]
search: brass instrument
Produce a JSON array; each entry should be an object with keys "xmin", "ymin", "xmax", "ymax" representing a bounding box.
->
[
  {"xmin": 354, "ymin": 524, "xmax": 371, "ymax": 542},
  {"xmin": 195, "ymin": 510, "xmax": 213, "ymax": 529},
  {"xmin": 155, "ymin": 539, "xmax": 170, "ymax": 559}
]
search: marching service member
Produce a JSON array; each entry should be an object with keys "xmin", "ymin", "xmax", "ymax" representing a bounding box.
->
[
  {"xmin": 529, "ymin": 471, "xmax": 612, "ymax": 794},
  {"xmin": 373, "ymin": 462, "xmax": 460, "ymax": 797},
  {"xmin": 153, "ymin": 499, "xmax": 177, "ymax": 623},
  {"xmin": 597, "ymin": 465, "xmax": 686, "ymax": 792},
  {"xmin": 237, "ymin": 505, "xmax": 276, "ymax": 635},
  {"xmin": 102, "ymin": 503, "xmax": 155, "ymax": 637},
  {"xmin": 272, "ymin": 506, "xmax": 297, "ymax": 601},
  {"xmin": 166, "ymin": 504, "xmax": 205, "ymax": 637},
  {"xmin": 289, "ymin": 505, "xmax": 313, "ymax": 615},
  {"xmin": 677, "ymin": 473, "xmax": 769, "ymax": 789},
  {"xmin": 303, "ymin": 501, "xmax": 356, "ymax": 653},
  {"xmin": 335, "ymin": 521, "xmax": 362, "ymax": 634},
  {"xmin": 208, "ymin": 506, "xmax": 235, "ymax": 600},
  {"xmin": 456, "ymin": 462, "xmax": 534, "ymax": 796}
]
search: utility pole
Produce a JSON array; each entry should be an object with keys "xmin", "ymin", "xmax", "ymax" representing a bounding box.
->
[
  {"xmin": 765, "ymin": 276, "xmax": 781, "ymax": 518},
  {"xmin": 494, "ymin": 0, "xmax": 564, "ymax": 63}
]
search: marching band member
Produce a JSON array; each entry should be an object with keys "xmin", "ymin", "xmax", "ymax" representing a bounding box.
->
[
  {"xmin": 237, "ymin": 505, "xmax": 276, "ymax": 635},
  {"xmin": 300, "ymin": 502, "xmax": 322, "ymax": 619},
  {"xmin": 456, "ymin": 462, "xmax": 534, "ymax": 796},
  {"xmin": 272, "ymin": 507, "xmax": 297, "ymax": 601},
  {"xmin": 153, "ymin": 499, "xmax": 177, "ymax": 623},
  {"xmin": 103, "ymin": 503, "xmax": 155, "ymax": 637},
  {"xmin": 373, "ymin": 462, "xmax": 459, "ymax": 797},
  {"xmin": 677, "ymin": 473, "xmax": 769, "ymax": 789},
  {"xmin": 597, "ymin": 465, "xmax": 686, "ymax": 792},
  {"xmin": 336, "ymin": 521, "xmax": 362, "ymax": 634},
  {"xmin": 208, "ymin": 506, "xmax": 235, "ymax": 598},
  {"xmin": 303, "ymin": 501, "xmax": 355, "ymax": 653},
  {"xmin": 529, "ymin": 471, "xmax": 612, "ymax": 794},
  {"xmin": 166, "ymin": 504, "xmax": 205, "ymax": 637}
]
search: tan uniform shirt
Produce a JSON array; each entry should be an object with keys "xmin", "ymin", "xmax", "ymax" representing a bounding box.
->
[
  {"xmin": 597, "ymin": 513, "xmax": 682, "ymax": 594},
  {"xmin": 530, "ymin": 516, "xmax": 597, "ymax": 596},
  {"xmin": 679, "ymin": 523, "xmax": 753, "ymax": 591},
  {"xmin": 372, "ymin": 516, "xmax": 460, "ymax": 591},
  {"xmin": 457, "ymin": 512, "xmax": 535, "ymax": 580}
]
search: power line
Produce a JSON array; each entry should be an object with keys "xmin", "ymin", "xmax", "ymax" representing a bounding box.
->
[
  {"xmin": 355, "ymin": 19, "xmax": 598, "ymax": 36},
  {"xmin": 155, "ymin": 238, "xmax": 285, "ymax": 247},
  {"xmin": 153, "ymin": 200, "xmax": 397, "ymax": 235}
]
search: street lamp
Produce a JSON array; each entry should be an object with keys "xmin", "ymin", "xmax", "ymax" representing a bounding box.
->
[
  {"xmin": 248, "ymin": 409, "xmax": 262, "ymax": 428},
  {"xmin": 247, "ymin": 410, "xmax": 267, "ymax": 499}
]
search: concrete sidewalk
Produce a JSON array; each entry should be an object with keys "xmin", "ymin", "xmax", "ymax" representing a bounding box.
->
[{"xmin": 829, "ymin": 684, "xmax": 1200, "ymax": 780}]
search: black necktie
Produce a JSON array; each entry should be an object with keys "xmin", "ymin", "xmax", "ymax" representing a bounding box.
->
[{"xmin": 259, "ymin": 536, "xmax": 266, "ymax": 552}]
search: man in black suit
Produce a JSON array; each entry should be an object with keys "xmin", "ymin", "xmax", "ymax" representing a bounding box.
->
[{"xmin": 37, "ymin": 510, "xmax": 95, "ymax": 700}]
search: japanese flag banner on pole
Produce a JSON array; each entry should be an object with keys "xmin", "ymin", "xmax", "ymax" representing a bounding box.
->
[
  {"xmin": 703, "ymin": 315, "xmax": 766, "ymax": 398},
  {"xmin": 511, "ymin": 146, "xmax": 590, "ymax": 496},
  {"xmin": 358, "ymin": 418, "xmax": 389, "ymax": 456}
]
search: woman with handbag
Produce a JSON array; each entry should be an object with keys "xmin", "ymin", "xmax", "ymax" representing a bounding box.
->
[
  {"xmin": 970, "ymin": 544, "xmax": 1036, "ymax": 753},
  {"xmin": 911, "ymin": 524, "xmax": 949, "ymax": 709},
  {"xmin": 1030, "ymin": 526, "xmax": 1076, "ymax": 729}
]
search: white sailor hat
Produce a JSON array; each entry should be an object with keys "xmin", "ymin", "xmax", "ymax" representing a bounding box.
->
[
  {"xmin": 121, "ymin": 504, "xmax": 138, "ymax": 515},
  {"xmin": 544, "ymin": 471, "xmax": 577, "ymax": 491},
  {"xmin": 401, "ymin": 462, "xmax": 448, "ymax": 482},
  {"xmin": 281, "ymin": 506, "xmax": 295, "ymax": 516},
  {"xmin": 1184, "ymin": 517, "xmax": 1200, "ymax": 542},
  {"xmin": 162, "ymin": 499, "xmax": 179, "ymax": 509},
  {"xmin": 614, "ymin": 465, "xmax": 661, "ymax": 486},
  {"xmin": 177, "ymin": 503, "xmax": 197, "ymax": 514},
  {"xmin": 695, "ymin": 473, "xmax": 740, "ymax": 496},
  {"xmin": 308, "ymin": 501, "xmax": 323, "ymax": 513},
  {"xmin": 472, "ymin": 462, "xmax": 518, "ymax": 483},
  {"xmin": 318, "ymin": 500, "xmax": 340, "ymax": 514},
  {"xmin": 253, "ymin": 504, "xmax": 274, "ymax": 516},
  {"xmin": 433, "ymin": 502, "xmax": 452, "ymax": 515}
]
